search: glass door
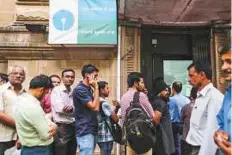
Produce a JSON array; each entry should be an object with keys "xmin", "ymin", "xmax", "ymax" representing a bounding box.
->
[{"xmin": 163, "ymin": 60, "xmax": 192, "ymax": 96}]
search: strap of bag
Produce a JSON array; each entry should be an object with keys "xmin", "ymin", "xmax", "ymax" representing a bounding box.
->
[
  {"xmin": 104, "ymin": 119, "xmax": 113, "ymax": 134},
  {"xmin": 99, "ymin": 101, "xmax": 106, "ymax": 118},
  {"xmin": 132, "ymin": 92, "xmax": 140, "ymax": 103},
  {"xmin": 100, "ymin": 101, "xmax": 114, "ymax": 134}
]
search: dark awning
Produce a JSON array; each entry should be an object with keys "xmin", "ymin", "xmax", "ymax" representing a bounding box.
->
[{"xmin": 120, "ymin": 0, "xmax": 231, "ymax": 26}]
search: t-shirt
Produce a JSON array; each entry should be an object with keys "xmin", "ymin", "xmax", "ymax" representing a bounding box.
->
[
  {"xmin": 73, "ymin": 81, "xmax": 98, "ymax": 137},
  {"xmin": 152, "ymin": 96, "xmax": 175, "ymax": 155}
]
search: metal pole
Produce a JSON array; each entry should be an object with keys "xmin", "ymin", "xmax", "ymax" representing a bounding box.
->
[{"xmin": 116, "ymin": 26, "xmax": 121, "ymax": 155}]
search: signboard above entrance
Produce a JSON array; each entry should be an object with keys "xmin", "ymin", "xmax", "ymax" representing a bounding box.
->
[{"xmin": 49, "ymin": 0, "xmax": 117, "ymax": 45}]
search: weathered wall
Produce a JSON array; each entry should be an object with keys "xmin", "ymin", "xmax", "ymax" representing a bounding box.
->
[
  {"xmin": 120, "ymin": 27, "xmax": 141, "ymax": 94},
  {"xmin": 0, "ymin": 0, "xmax": 15, "ymax": 26},
  {"xmin": 7, "ymin": 59, "xmax": 118, "ymax": 100}
]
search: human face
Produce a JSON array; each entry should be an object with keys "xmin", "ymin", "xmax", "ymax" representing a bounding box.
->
[
  {"xmin": 188, "ymin": 67, "xmax": 202, "ymax": 88},
  {"xmin": 8, "ymin": 67, "xmax": 25, "ymax": 86},
  {"xmin": 160, "ymin": 88, "xmax": 169, "ymax": 99},
  {"xmin": 136, "ymin": 78, "xmax": 145, "ymax": 92},
  {"xmin": 90, "ymin": 71, "xmax": 98, "ymax": 80},
  {"xmin": 221, "ymin": 51, "xmax": 231, "ymax": 81},
  {"xmin": 101, "ymin": 84, "xmax": 110, "ymax": 97},
  {"xmin": 158, "ymin": 87, "xmax": 170, "ymax": 102},
  {"xmin": 51, "ymin": 77, "xmax": 61, "ymax": 87},
  {"xmin": 62, "ymin": 71, "xmax": 75, "ymax": 86}
]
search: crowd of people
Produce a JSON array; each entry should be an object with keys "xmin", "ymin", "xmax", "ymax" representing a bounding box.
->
[{"xmin": 0, "ymin": 45, "xmax": 231, "ymax": 155}]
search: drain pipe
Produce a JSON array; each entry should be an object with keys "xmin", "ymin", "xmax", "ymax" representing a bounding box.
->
[{"xmin": 116, "ymin": 26, "xmax": 121, "ymax": 155}]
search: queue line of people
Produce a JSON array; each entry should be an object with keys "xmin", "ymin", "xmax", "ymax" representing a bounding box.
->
[{"xmin": 0, "ymin": 45, "xmax": 230, "ymax": 155}]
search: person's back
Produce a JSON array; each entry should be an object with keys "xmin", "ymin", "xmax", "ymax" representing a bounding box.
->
[
  {"xmin": 13, "ymin": 74, "xmax": 56, "ymax": 155},
  {"xmin": 14, "ymin": 93, "xmax": 53, "ymax": 147},
  {"xmin": 172, "ymin": 94, "xmax": 190, "ymax": 114},
  {"xmin": 120, "ymin": 72, "xmax": 155, "ymax": 155},
  {"xmin": 120, "ymin": 89, "xmax": 154, "ymax": 124}
]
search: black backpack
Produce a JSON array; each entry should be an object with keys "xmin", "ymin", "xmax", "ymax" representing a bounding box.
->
[
  {"xmin": 99, "ymin": 101, "xmax": 123, "ymax": 144},
  {"xmin": 124, "ymin": 92, "xmax": 156, "ymax": 154}
]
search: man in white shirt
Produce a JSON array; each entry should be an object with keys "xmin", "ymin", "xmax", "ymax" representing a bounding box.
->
[
  {"xmin": 186, "ymin": 60, "xmax": 224, "ymax": 155},
  {"xmin": 51, "ymin": 69, "xmax": 77, "ymax": 155},
  {"xmin": 0, "ymin": 65, "xmax": 26, "ymax": 155}
]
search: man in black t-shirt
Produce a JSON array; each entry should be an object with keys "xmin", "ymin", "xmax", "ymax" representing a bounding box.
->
[
  {"xmin": 151, "ymin": 77, "xmax": 175, "ymax": 155},
  {"xmin": 73, "ymin": 64, "xmax": 100, "ymax": 155}
]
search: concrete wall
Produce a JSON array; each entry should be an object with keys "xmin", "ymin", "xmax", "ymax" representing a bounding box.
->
[
  {"xmin": 0, "ymin": 0, "xmax": 15, "ymax": 26},
  {"xmin": 7, "ymin": 58, "xmax": 118, "ymax": 100}
]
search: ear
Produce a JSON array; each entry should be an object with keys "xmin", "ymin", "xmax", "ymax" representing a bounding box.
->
[
  {"xmin": 134, "ymin": 81, "xmax": 139, "ymax": 87},
  {"xmin": 199, "ymin": 71, "xmax": 206, "ymax": 78},
  {"xmin": 38, "ymin": 87, "xmax": 45, "ymax": 93}
]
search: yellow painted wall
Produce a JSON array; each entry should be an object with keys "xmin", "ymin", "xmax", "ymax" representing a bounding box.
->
[{"xmin": 0, "ymin": 0, "xmax": 15, "ymax": 26}]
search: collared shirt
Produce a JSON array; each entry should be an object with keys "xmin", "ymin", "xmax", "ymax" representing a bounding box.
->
[
  {"xmin": 169, "ymin": 94, "xmax": 190, "ymax": 122},
  {"xmin": 217, "ymin": 85, "xmax": 231, "ymax": 155},
  {"xmin": 0, "ymin": 82, "xmax": 26, "ymax": 142},
  {"xmin": 181, "ymin": 101, "xmax": 194, "ymax": 141},
  {"xmin": 97, "ymin": 97, "xmax": 114, "ymax": 143},
  {"xmin": 51, "ymin": 84, "xmax": 75, "ymax": 124},
  {"xmin": 120, "ymin": 89, "xmax": 154, "ymax": 124},
  {"xmin": 73, "ymin": 81, "xmax": 98, "ymax": 137},
  {"xmin": 186, "ymin": 83, "xmax": 224, "ymax": 155},
  {"xmin": 169, "ymin": 98, "xmax": 180, "ymax": 122},
  {"xmin": 13, "ymin": 93, "xmax": 54, "ymax": 147}
]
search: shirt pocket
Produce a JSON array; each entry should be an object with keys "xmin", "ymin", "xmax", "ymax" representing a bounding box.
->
[{"xmin": 191, "ymin": 103, "xmax": 208, "ymax": 129}]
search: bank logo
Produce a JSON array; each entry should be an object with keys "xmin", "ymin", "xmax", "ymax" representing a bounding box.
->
[{"xmin": 52, "ymin": 10, "xmax": 74, "ymax": 31}]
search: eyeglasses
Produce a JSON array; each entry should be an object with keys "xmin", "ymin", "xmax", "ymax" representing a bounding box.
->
[{"xmin": 10, "ymin": 72, "xmax": 25, "ymax": 76}]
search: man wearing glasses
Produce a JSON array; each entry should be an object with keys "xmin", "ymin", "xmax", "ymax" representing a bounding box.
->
[{"xmin": 0, "ymin": 65, "xmax": 26, "ymax": 155}]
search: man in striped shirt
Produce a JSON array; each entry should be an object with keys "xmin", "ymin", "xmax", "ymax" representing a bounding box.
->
[{"xmin": 120, "ymin": 72, "xmax": 155, "ymax": 155}]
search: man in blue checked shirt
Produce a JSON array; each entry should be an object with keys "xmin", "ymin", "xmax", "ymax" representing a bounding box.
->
[
  {"xmin": 214, "ymin": 45, "xmax": 232, "ymax": 155},
  {"xmin": 97, "ymin": 81, "xmax": 120, "ymax": 155}
]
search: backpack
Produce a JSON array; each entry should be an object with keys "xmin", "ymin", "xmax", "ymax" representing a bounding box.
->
[
  {"xmin": 124, "ymin": 92, "xmax": 156, "ymax": 154},
  {"xmin": 99, "ymin": 101, "xmax": 123, "ymax": 144}
]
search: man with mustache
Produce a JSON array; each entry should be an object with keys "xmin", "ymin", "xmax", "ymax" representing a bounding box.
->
[
  {"xmin": 0, "ymin": 65, "xmax": 27, "ymax": 155},
  {"xmin": 51, "ymin": 69, "xmax": 77, "ymax": 155},
  {"xmin": 214, "ymin": 45, "xmax": 232, "ymax": 155},
  {"xmin": 186, "ymin": 60, "xmax": 224, "ymax": 155}
]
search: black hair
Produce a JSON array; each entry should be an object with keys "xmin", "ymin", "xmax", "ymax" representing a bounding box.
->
[
  {"xmin": 218, "ymin": 45, "xmax": 231, "ymax": 56},
  {"xmin": 29, "ymin": 74, "xmax": 53, "ymax": 89},
  {"xmin": 172, "ymin": 81, "xmax": 182, "ymax": 93},
  {"xmin": 98, "ymin": 81, "xmax": 108, "ymax": 91},
  {"xmin": 62, "ymin": 69, "xmax": 75, "ymax": 77},
  {"xmin": 49, "ymin": 74, "xmax": 61, "ymax": 80},
  {"xmin": 127, "ymin": 72, "xmax": 143, "ymax": 88},
  {"xmin": 81, "ymin": 64, "xmax": 99, "ymax": 78},
  {"xmin": 187, "ymin": 60, "xmax": 212, "ymax": 80},
  {"xmin": 190, "ymin": 87, "xmax": 198, "ymax": 100},
  {"xmin": 0, "ymin": 73, "xmax": 8, "ymax": 82}
]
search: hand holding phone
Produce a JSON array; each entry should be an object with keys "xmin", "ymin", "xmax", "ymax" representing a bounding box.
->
[{"xmin": 88, "ymin": 73, "xmax": 98, "ymax": 89}]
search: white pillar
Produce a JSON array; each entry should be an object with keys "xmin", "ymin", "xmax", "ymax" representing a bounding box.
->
[{"xmin": 116, "ymin": 26, "xmax": 121, "ymax": 155}]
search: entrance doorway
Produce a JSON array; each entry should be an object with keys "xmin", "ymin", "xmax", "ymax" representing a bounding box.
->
[
  {"xmin": 163, "ymin": 60, "xmax": 192, "ymax": 96},
  {"xmin": 141, "ymin": 26, "xmax": 210, "ymax": 100}
]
